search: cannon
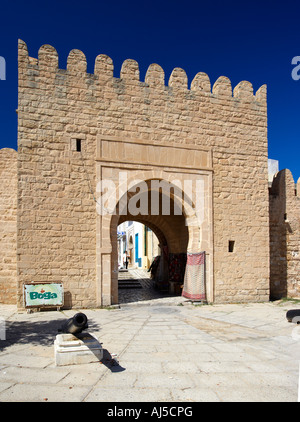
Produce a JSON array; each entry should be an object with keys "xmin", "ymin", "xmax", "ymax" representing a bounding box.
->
[
  {"xmin": 286, "ymin": 309, "xmax": 300, "ymax": 323},
  {"xmin": 58, "ymin": 312, "xmax": 88, "ymax": 334}
]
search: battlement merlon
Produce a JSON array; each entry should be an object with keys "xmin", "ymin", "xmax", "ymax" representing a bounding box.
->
[
  {"xmin": 270, "ymin": 168, "xmax": 300, "ymax": 199},
  {"xmin": 18, "ymin": 39, "xmax": 267, "ymax": 105}
]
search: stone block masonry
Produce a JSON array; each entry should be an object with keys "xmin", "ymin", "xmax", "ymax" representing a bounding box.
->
[
  {"xmin": 2, "ymin": 39, "xmax": 272, "ymax": 307},
  {"xmin": 269, "ymin": 169, "xmax": 300, "ymax": 299},
  {"xmin": 0, "ymin": 149, "xmax": 17, "ymax": 304}
]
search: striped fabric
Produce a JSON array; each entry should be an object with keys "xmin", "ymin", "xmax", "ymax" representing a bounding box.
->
[{"xmin": 182, "ymin": 252, "xmax": 206, "ymax": 301}]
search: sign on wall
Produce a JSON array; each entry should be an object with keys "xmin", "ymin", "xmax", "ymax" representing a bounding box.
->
[{"xmin": 23, "ymin": 283, "xmax": 63, "ymax": 309}]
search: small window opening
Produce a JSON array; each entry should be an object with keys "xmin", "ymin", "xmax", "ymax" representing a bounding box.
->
[
  {"xmin": 284, "ymin": 213, "xmax": 287, "ymax": 221},
  {"xmin": 228, "ymin": 240, "xmax": 235, "ymax": 253},
  {"xmin": 76, "ymin": 139, "xmax": 82, "ymax": 152}
]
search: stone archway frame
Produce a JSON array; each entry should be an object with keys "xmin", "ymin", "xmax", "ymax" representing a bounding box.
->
[{"xmin": 96, "ymin": 136, "xmax": 214, "ymax": 306}]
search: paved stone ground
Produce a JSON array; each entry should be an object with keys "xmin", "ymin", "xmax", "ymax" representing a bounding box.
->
[
  {"xmin": 0, "ymin": 285, "xmax": 299, "ymax": 402},
  {"xmin": 118, "ymin": 268, "xmax": 173, "ymax": 304}
]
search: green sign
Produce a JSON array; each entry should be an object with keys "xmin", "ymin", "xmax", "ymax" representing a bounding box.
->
[{"xmin": 24, "ymin": 283, "xmax": 63, "ymax": 307}]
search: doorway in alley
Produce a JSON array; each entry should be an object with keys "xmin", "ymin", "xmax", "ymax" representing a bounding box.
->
[{"xmin": 117, "ymin": 221, "xmax": 176, "ymax": 304}]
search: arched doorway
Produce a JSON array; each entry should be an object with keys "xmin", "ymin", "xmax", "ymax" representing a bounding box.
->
[
  {"xmin": 109, "ymin": 178, "xmax": 197, "ymax": 304},
  {"xmin": 96, "ymin": 166, "xmax": 214, "ymax": 307}
]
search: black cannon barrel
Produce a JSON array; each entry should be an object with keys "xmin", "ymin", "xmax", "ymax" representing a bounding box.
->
[
  {"xmin": 59, "ymin": 312, "xmax": 88, "ymax": 334},
  {"xmin": 286, "ymin": 309, "xmax": 300, "ymax": 323}
]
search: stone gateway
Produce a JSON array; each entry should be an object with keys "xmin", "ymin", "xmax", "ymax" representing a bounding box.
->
[{"xmin": 0, "ymin": 40, "xmax": 299, "ymax": 308}]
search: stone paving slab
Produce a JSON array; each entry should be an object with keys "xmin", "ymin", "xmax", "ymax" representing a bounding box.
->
[
  {"xmin": 0, "ymin": 383, "xmax": 91, "ymax": 402},
  {"xmin": 85, "ymin": 386, "xmax": 174, "ymax": 402},
  {"xmin": 0, "ymin": 300, "xmax": 299, "ymax": 402}
]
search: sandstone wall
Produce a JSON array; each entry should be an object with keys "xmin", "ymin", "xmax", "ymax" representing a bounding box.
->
[
  {"xmin": 0, "ymin": 148, "xmax": 17, "ymax": 304},
  {"xmin": 269, "ymin": 169, "xmax": 300, "ymax": 299},
  {"xmin": 17, "ymin": 39, "xmax": 269, "ymax": 307}
]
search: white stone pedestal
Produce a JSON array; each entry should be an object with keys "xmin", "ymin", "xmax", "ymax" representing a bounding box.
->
[{"xmin": 54, "ymin": 332, "xmax": 103, "ymax": 366}]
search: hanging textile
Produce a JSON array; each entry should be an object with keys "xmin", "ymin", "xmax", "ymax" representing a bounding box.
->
[
  {"xmin": 162, "ymin": 246, "xmax": 169, "ymax": 263},
  {"xmin": 168, "ymin": 253, "xmax": 187, "ymax": 283},
  {"xmin": 182, "ymin": 252, "xmax": 206, "ymax": 301}
]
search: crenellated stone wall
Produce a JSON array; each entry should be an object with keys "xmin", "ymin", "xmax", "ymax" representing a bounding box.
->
[{"xmin": 14, "ymin": 39, "xmax": 270, "ymax": 307}]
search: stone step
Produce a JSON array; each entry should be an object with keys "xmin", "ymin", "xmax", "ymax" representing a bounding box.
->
[{"xmin": 118, "ymin": 279, "xmax": 142, "ymax": 289}]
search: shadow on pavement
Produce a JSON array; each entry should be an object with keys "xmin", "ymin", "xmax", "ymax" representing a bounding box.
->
[
  {"xmin": 101, "ymin": 348, "xmax": 126, "ymax": 373},
  {"xmin": 0, "ymin": 318, "xmax": 101, "ymax": 352}
]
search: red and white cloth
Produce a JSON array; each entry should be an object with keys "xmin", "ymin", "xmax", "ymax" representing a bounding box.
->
[{"xmin": 182, "ymin": 252, "xmax": 206, "ymax": 301}]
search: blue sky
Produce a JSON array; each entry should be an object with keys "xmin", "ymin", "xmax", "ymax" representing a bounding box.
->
[{"xmin": 0, "ymin": 0, "xmax": 299, "ymax": 180}]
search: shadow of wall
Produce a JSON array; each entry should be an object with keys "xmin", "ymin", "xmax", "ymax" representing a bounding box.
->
[{"xmin": 269, "ymin": 169, "xmax": 300, "ymax": 299}]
